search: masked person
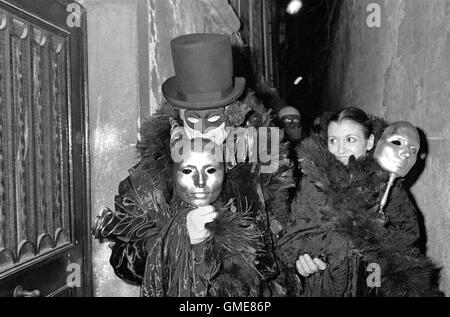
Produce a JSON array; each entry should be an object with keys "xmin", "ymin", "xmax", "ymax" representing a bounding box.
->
[
  {"xmin": 277, "ymin": 107, "xmax": 442, "ymax": 297},
  {"xmin": 278, "ymin": 106, "xmax": 302, "ymax": 145},
  {"xmin": 93, "ymin": 33, "xmax": 294, "ymax": 296}
]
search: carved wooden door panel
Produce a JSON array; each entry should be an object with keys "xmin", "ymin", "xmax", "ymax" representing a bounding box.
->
[{"xmin": 0, "ymin": 0, "xmax": 90, "ymax": 297}]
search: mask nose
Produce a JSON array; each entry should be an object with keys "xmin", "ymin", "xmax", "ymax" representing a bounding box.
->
[
  {"xmin": 400, "ymin": 148, "xmax": 411, "ymax": 159},
  {"xmin": 201, "ymin": 119, "xmax": 208, "ymax": 134},
  {"xmin": 193, "ymin": 121, "xmax": 207, "ymax": 134},
  {"xmin": 194, "ymin": 172, "xmax": 206, "ymax": 188}
]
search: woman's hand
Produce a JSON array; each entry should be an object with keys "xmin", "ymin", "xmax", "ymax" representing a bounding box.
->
[
  {"xmin": 296, "ymin": 254, "xmax": 327, "ymax": 277},
  {"xmin": 186, "ymin": 206, "xmax": 218, "ymax": 245}
]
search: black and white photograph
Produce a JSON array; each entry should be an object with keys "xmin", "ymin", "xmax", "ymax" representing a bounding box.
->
[{"xmin": 0, "ymin": 0, "xmax": 448, "ymax": 303}]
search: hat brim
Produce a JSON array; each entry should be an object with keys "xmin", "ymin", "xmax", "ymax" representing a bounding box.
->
[{"xmin": 162, "ymin": 77, "xmax": 246, "ymax": 110}]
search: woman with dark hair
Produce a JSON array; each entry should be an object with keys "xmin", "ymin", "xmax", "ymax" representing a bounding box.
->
[{"xmin": 277, "ymin": 107, "xmax": 442, "ymax": 297}]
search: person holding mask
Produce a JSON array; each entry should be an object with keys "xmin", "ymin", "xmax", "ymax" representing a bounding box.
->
[
  {"xmin": 92, "ymin": 33, "xmax": 294, "ymax": 297},
  {"xmin": 277, "ymin": 107, "xmax": 442, "ymax": 297}
]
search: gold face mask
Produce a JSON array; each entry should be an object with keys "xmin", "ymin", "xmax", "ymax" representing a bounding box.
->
[
  {"xmin": 374, "ymin": 121, "xmax": 420, "ymax": 177},
  {"xmin": 172, "ymin": 138, "xmax": 224, "ymax": 207}
]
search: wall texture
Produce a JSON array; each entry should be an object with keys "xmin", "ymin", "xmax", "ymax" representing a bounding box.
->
[
  {"xmin": 83, "ymin": 0, "xmax": 141, "ymax": 297},
  {"xmin": 325, "ymin": 0, "xmax": 450, "ymax": 295},
  {"xmin": 84, "ymin": 0, "xmax": 240, "ymax": 297}
]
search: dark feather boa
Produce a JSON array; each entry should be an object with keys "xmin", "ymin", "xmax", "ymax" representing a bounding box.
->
[
  {"xmin": 143, "ymin": 197, "xmax": 264, "ymax": 297},
  {"xmin": 135, "ymin": 114, "xmax": 173, "ymax": 199},
  {"xmin": 204, "ymin": 202, "xmax": 264, "ymax": 296},
  {"xmin": 262, "ymin": 139, "xmax": 296, "ymax": 230},
  {"xmin": 278, "ymin": 131, "xmax": 443, "ymax": 297}
]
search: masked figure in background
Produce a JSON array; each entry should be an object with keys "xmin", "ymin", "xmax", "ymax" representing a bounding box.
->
[
  {"xmin": 277, "ymin": 107, "xmax": 442, "ymax": 297},
  {"xmin": 93, "ymin": 33, "xmax": 294, "ymax": 296},
  {"xmin": 278, "ymin": 106, "xmax": 302, "ymax": 145},
  {"xmin": 277, "ymin": 106, "xmax": 303, "ymax": 192}
]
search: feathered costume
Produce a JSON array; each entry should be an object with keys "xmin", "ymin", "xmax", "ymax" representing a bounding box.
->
[
  {"xmin": 93, "ymin": 91, "xmax": 295, "ymax": 297},
  {"xmin": 277, "ymin": 119, "xmax": 443, "ymax": 297}
]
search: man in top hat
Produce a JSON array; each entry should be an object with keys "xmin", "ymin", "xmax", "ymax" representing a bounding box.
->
[
  {"xmin": 162, "ymin": 33, "xmax": 245, "ymax": 144},
  {"xmin": 92, "ymin": 33, "xmax": 294, "ymax": 296}
]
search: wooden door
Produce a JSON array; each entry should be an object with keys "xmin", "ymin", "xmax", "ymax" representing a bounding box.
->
[{"xmin": 0, "ymin": 0, "xmax": 91, "ymax": 297}]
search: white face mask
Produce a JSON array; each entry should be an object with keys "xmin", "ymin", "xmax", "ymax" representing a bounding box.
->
[{"xmin": 183, "ymin": 121, "xmax": 229, "ymax": 145}]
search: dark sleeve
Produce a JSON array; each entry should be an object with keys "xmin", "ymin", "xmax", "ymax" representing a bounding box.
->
[
  {"xmin": 107, "ymin": 176, "xmax": 162, "ymax": 285},
  {"xmin": 275, "ymin": 179, "xmax": 353, "ymax": 297},
  {"xmin": 276, "ymin": 176, "xmax": 328, "ymax": 268},
  {"xmin": 109, "ymin": 239, "xmax": 148, "ymax": 285}
]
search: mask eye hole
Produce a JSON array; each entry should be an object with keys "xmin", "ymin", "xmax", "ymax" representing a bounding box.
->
[
  {"xmin": 387, "ymin": 135, "xmax": 408, "ymax": 147},
  {"xmin": 283, "ymin": 118, "xmax": 299, "ymax": 125},
  {"xmin": 182, "ymin": 168, "xmax": 193, "ymax": 175},
  {"xmin": 206, "ymin": 167, "xmax": 217, "ymax": 174},
  {"xmin": 186, "ymin": 117, "xmax": 200, "ymax": 124},
  {"xmin": 207, "ymin": 115, "xmax": 221, "ymax": 123}
]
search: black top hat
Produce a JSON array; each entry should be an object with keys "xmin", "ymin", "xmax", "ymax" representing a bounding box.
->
[{"xmin": 162, "ymin": 33, "xmax": 246, "ymax": 110}]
